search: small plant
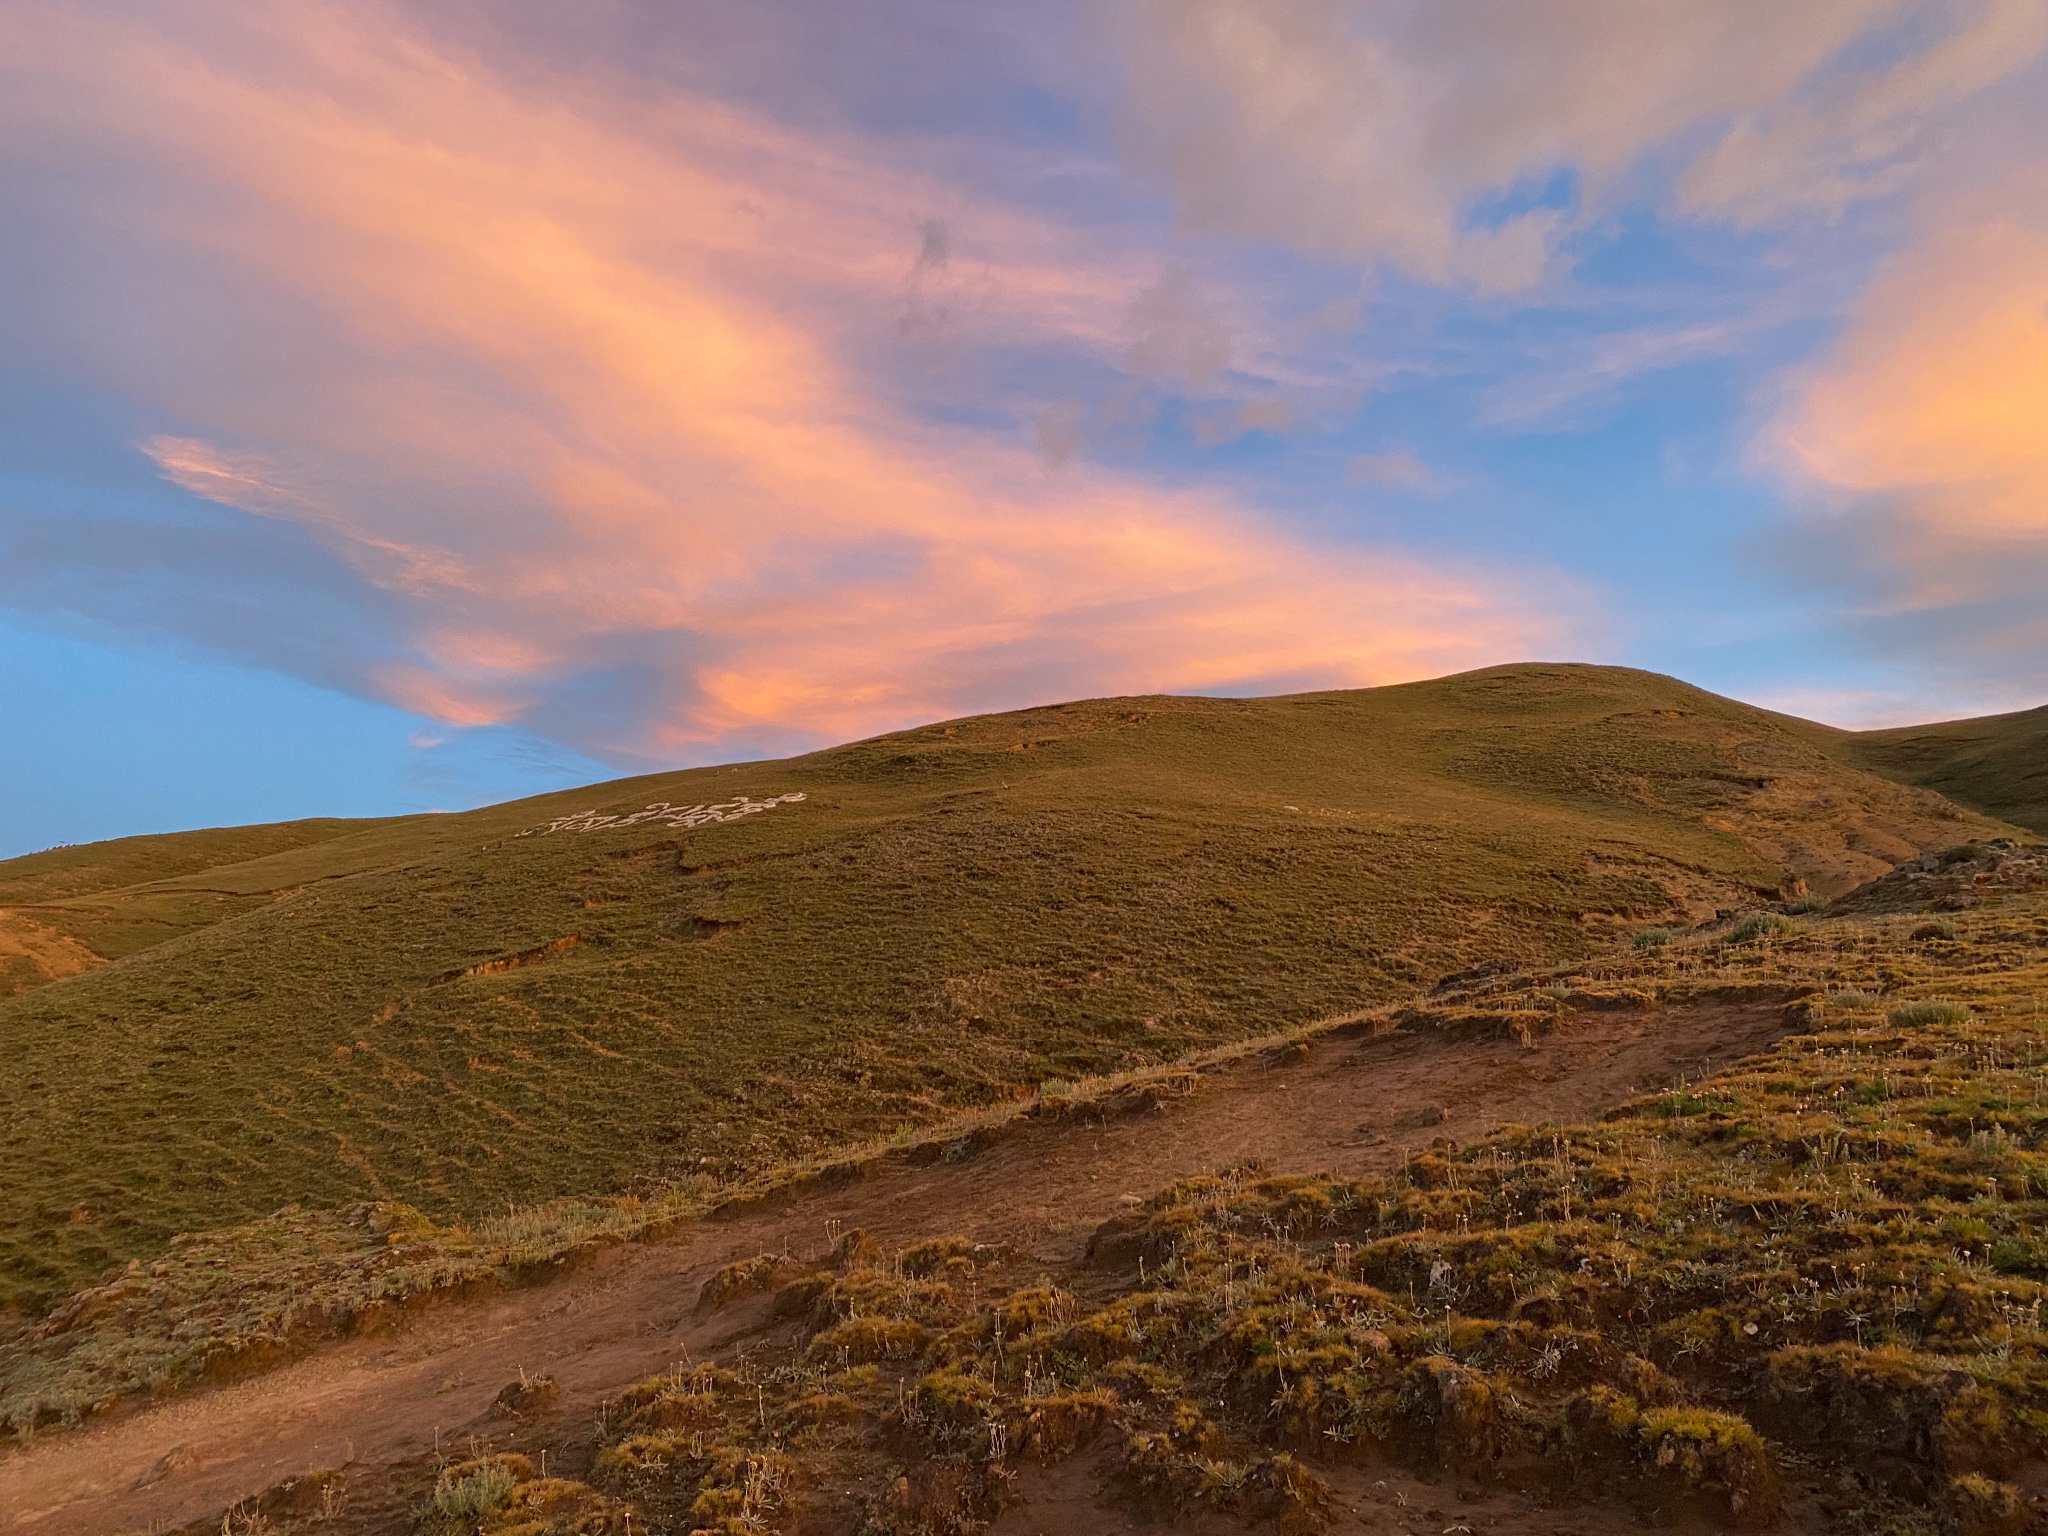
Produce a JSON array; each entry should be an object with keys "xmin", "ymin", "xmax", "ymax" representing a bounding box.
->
[
  {"xmin": 1887, "ymin": 1000, "xmax": 1972, "ymax": 1028},
  {"xmin": 1632, "ymin": 928, "xmax": 1676, "ymax": 950},
  {"xmin": 1911, "ymin": 920, "xmax": 1957, "ymax": 941},
  {"xmin": 1725, "ymin": 912, "xmax": 1795, "ymax": 944},
  {"xmin": 430, "ymin": 1458, "xmax": 520, "ymax": 1519}
]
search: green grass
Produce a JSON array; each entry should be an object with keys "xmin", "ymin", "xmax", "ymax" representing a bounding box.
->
[
  {"xmin": 1806, "ymin": 699, "xmax": 2048, "ymax": 837},
  {"xmin": 354, "ymin": 884, "xmax": 2048, "ymax": 1536},
  {"xmin": 0, "ymin": 664, "xmax": 2015, "ymax": 1316},
  {"xmin": 1726, "ymin": 911, "xmax": 1798, "ymax": 943},
  {"xmin": 0, "ymin": 816, "xmax": 413, "ymax": 986}
]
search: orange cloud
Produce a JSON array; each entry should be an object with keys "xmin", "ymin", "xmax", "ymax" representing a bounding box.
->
[
  {"xmin": 5, "ymin": 1, "xmax": 1577, "ymax": 757},
  {"xmin": 1782, "ymin": 215, "xmax": 2048, "ymax": 539}
]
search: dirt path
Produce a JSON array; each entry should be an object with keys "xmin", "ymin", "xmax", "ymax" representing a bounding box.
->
[{"xmin": 0, "ymin": 998, "xmax": 1801, "ymax": 1536}]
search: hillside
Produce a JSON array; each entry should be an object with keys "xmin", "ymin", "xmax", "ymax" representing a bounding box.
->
[
  {"xmin": 9, "ymin": 832, "xmax": 2045, "ymax": 1535},
  {"xmin": 0, "ymin": 664, "xmax": 2014, "ymax": 1316},
  {"xmin": 0, "ymin": 817, "xmax": 409, "ymax": 998},
  {"xmin": 457, "ymin": 879, "xmax": 2046, "ymax": 1536},
  {"xmin": 375, "ymin": 881, "xmax": 2048, "ymax": 1536},
  {"xmin": 1815, "ymin": 701, "xmax": 2048, "ymax": 837}
]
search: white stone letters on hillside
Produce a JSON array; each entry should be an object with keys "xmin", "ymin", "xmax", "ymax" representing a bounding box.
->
[{"xmin": 517, "ymin": 792, "xmax": 806, "ymax": 837}]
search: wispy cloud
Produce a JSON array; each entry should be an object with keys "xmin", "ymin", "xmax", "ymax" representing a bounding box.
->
[
  {"xmin": 1764, "ymin": 158, "xmax": 2048, "ymax": 694},
  {"xmin": 1110, "ymin": 0, "xmax": 2045, "ymax": 289},
  {"xmin": 1478, "ymin": 322, "xmax": 1748, "ymax": 426},
  {"xmin": 1344, "ymin": 451, "xmax": 1439, "ymax": 492},
  {"xmin": 0, "ymin": 0, "xmax": 1578, "ymax": 762}
]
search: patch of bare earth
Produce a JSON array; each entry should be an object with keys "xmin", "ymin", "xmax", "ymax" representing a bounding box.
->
[
  {"xmin": 0, "ymin": 911, "xmax": 100, "ymax": 1000},
  {"xmin": 0, "ymin": 994, "xmax": 1805, "ymax": 1535}
]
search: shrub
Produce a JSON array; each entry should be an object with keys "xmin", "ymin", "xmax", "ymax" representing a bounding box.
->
[
  {"xmin": 900, "ymin": 1236, "xmax": 975, "ymax": 1278},
  {"xmin": 1989, "ymin": 1235, "xmax": 2048, "ymax": 1277},
  {"xmin": 1632, "ymin": 928, "xmax": 1676, "ymax": 951},
  {"xmin": 1726, "ymin": 913, "xmax": 1795, "ymax": 944},
  {"xmin": 429, "ymin": 1456, "xmax": 525, "ymax": 1521},
  {"xmin": 1889, "ymin": 1001, "xmax": 1973, "ymax": 1028},
  {"xmin": 1912, "ymin": 920, "xmax": 1958, "ymax": 941}
]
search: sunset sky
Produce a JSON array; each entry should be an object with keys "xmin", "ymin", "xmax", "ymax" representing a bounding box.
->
[{"xmin": 4, "ymin": 0, "xmax": 2046, "ymax": 855}]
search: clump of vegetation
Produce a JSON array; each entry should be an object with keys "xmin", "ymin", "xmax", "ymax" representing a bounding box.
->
[
  {"xmin": 425, "ymin": 1455, "xmax": 524, "ymax": 1529},
  {"xmin": 1889, "ymin": 1000, "xmax": 1973, "ymax": 1028},
  {"xmin": 1726, "ymin": 911, "xmax": 1797, "ymax": 943},
  {"xmin": 1633, "ymin": 927, "xmax": 1677, "ymax": 950}
]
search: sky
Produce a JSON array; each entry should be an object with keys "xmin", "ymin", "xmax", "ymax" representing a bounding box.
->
[{"xmin": 2, "ymin": 0, "xmax": 2046, "ymax": 857}]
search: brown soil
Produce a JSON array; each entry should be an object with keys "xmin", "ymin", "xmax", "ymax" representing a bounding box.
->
[
  {"xmin": 0, "ymin": 996, "xmax": 1806, "ymax": 1536},
  {"xmin": 984, "ymin": 1449, "xmax": 1831, "ymax": 1535},
  {"xmin": 0, "ymin": 911, "xmax": 101, "ymax": 1000}
]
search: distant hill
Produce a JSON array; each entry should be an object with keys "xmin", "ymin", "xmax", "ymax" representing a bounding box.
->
[
  {"xmin": 1809, "ymin": 700, "xmax": 2048, "ymax": 836},
  {"xmin": 0, "ymin": 663, "xmax": 2015, "ymax": 1310},
  {"xmin": 0, "ymin": 817, "xmax": 410, "ymax": 998}
]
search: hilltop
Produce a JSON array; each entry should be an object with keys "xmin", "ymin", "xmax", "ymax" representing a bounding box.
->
[{"xmin": 0, "ymin": 664, "xmax": 2017, "ymax": 1318}]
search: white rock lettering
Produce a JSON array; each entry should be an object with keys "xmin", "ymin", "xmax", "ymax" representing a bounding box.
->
[{"xmin": 518, "ymin": 792, "xmax": 806, "ymax": 837}]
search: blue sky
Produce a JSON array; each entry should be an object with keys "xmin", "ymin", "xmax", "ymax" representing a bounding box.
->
[{"xmin": 3, "ymin": 0, "xmax": 2046, "ymax": 858}]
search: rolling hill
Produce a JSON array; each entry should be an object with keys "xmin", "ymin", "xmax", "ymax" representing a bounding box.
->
[
  {"xmin": 1813, "ymin": 700, "xmax": 2048, "ymax": 837},
  {"xmin": 0, "ymin": 663, "xmax": 2019, "ymax": 1315}
]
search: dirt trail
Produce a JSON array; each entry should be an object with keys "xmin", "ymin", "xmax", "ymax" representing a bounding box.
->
[{"xmin": 0, "ymin": 997, "xmax": 1801, "ymax": 1536}]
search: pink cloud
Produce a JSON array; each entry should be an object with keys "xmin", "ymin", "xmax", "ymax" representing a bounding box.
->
[
  {"xmin": 1762, "ymin": 160, "xmax": 2048, "ymax": 681},
  {"xmin": 1781, "ymin": 214, "xmax": 2048, "ymax": 540},
  {"xmin": 4, "ymin": 0, "xmax": 1579, "ymax": 759}
]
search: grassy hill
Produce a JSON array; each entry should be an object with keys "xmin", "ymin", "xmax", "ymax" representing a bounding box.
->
[
  {"xmin": 0, "ymin": 664, "xmax": 2013, "ymax": 1314},
  {"xmin": 1811, "ymin": 701, "xmax": 2048, "ymax": 837},
  {"xmin": 0, "ymin": 817, "xmax": 410, "ymax": 998}
]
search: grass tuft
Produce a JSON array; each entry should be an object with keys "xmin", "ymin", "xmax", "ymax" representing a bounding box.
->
[{"xmin": 1725, "ymin": 911, "xmax": 1797, "ymax": 943}]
